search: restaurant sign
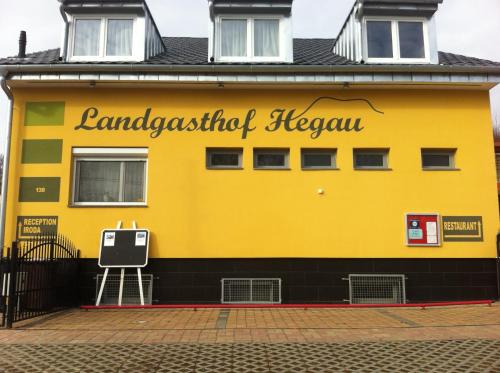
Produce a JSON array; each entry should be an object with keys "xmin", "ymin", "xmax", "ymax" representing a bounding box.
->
[{"xmin": 442, "ymin": 216, "xmax": 483, "ymax": 242}]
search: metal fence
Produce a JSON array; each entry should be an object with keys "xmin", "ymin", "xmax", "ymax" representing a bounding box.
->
[
  {"xmin": 347, "ymin": 274, "xmax": 406, "ymax": 304},
  {"xmin": 0, "ymin": 235, "xmax": 80, "ymax": 328},
  {"xmin": 221, "ymin": 278, "xmax": 281, "ymax": 304},
  {"xmin": 95, "ymin": 274, "xmax": 153, "ymax": 305}
]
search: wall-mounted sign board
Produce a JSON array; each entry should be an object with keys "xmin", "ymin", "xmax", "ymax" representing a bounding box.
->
[
  {"xmin": 98, "ymin": 229, "xmax": 150, "ymax": 268},
  {"xmin": 16, "ymin": 216, "xmax": 58, "ymax": 240},
  {"xmin": 406, "ymin": 213, "xmax": 440, "ymax": 247},
  {"xmin": 442, "ymin": 216, "xmax": 483, "ymax": 242},
  {"xmin": 18, "ymin": 177, "xmax": 60, "ymax": 202}
]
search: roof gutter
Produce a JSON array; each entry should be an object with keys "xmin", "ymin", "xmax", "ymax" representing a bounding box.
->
[
  {"xmin": 0, "ymin": 74, "xmax": 14, "ymax": 255},
  {"xmin": 58, "ymin": 0, "xmax": 69, "ymax": 61},
  {"xmin": 1, "ymin": 63, "xmax": 500, "ymax": 75}
]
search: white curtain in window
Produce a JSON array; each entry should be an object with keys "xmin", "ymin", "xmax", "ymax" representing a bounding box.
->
[
  {"xmin": 221, "ymin": 19, "xmax": 247, "ymax": 57},
  {"xmin": 77, "ymin": 161, "xmax": 121, "ymax": 202},
  {"xmin": 123, "ymin": 162, "xmax": 145, "ymax": 202},
  {"xmin": 74, "ymin": 19, "xmax": 101, "ymax": 56},
  {"xmin": 107, "ymin": 19, "xmax": 134, "ymax": 56},
  {"xmin": 254, "ymin": 20, "xmax": 279, "ymax": 57}
]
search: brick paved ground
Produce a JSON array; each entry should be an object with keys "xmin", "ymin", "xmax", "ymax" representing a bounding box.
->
[{"xmin": 0, "ymin": 304, "xmax": 498, "ymax": 372}]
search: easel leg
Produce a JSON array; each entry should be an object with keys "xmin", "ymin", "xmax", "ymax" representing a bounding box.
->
[
  {"xmin": 118, "ymin": 268, "xmax": 125, "ymax": 306},
  {"xmin": 96, "ymin": 268, "xmax": 109, "ymax": 306},
  {"xmin": 137, "ymin": 268, "xmax": 144, "ymax": 306}
]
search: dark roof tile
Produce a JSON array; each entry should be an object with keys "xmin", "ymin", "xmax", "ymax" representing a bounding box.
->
[
  {"xmin": 1, "ymin": 37, "xmax": 499, "ymax": 69},
  {"xmin": 438, "ymin": 51, "xmax": 500, "ymax": 67}
]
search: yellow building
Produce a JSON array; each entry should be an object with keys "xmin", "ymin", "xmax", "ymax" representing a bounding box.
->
[{"xmin": 1, "ymin": 0, "xmax": 499, "ymax": 305}]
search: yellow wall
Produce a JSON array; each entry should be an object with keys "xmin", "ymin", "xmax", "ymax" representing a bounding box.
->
[{"xmin": 4, "ymin": 87, "xmax": 499, "ymax": 259}]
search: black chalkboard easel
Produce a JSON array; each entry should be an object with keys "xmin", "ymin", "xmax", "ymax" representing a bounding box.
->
[{"xmin": 96, "ymin": 221, "xmax": 150, "ymax": 306}]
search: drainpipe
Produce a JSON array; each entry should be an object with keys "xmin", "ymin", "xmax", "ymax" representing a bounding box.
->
[
  {"xmin": 58, "ymin": 0, "xmax": 69, "ymax": 61},
  {"xmin": 0, "ymin": 74, "xmax": 14, "ymax": 253},
  {"xmin": 208, "ymin": 0, "xmax": 216, "ymax": 62},
  {"xmin": 497, "ymin": 233, "xmax": 500, "ymax": 301}
]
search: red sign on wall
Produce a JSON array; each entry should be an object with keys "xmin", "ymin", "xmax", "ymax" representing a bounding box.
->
[{"xmin": 406, "ymin": 214, "xmax": 440, "ymax": 246}]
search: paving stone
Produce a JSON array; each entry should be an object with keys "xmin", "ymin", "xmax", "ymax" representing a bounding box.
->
[{"xmin": 0, "ymin": 340, "xmax": 498, "ymax": 372}]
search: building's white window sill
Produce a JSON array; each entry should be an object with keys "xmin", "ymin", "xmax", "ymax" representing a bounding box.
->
[
  {"xmin": 216, "ymin": 57, "xmax": 286, "ymax": 63},
  {"xmin": 69, "ymin": 57, "xmax": 141, "ymax": 62},
  {"xmin": 365, "ymin": 58, "xmax": 431, "ymax": 64},
  {"xmin": 70, "ymin": 203, "xmax": 148, "ymax": 208}
]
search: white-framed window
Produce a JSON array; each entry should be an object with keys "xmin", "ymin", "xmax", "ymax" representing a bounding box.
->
[
  {"xmin": 217, "ymin": 16, "xmax": 283, "ymax": 62},
  {"xmin": 421, "ymin": 149, "xmax": 456, "ymax": 170},
  {"xmin": 363, "ymin": 17, "xmax": 430, "ymax": 63},
  {"xmin": 301, "ymin": 149, "xmax": 337, "ymax": 170},
  {"xmin": 70, "ymin": 16, "xmax": 137, "ymax": 61},
  {"xmin": 254, "ymin": 148, "xmax": 289, "ymax": 169},
  {"xmin": 206, "ymin": 148, "xmax": 243, "ymax": 169},
  {"xmin": 354, "ymin": 149, "xmax": 389, "ymax": 170},
  {"xmin": 71, "ymin": 148, "xmax": 148, "ymax": 206}
]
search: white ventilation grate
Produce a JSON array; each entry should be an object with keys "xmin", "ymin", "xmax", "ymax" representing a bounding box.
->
[
  {"xmin": 221, "ymin": 278, "xmax": 281, "ymax": 304},
  {"xmin": 348, "ymin": 274, "xmax": 406, "ymax": 304},
  {"xmin": 95, "ymin": 274, "xmax": 153, "ymax": 305}
]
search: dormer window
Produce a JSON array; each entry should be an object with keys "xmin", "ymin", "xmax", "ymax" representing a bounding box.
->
[
  {"xmin": 70, "ymin": 17, "xmax": 137, "ymax": 61},
  {"xmin": 333, "ymin": 0, "xmax": 440, "ymax": 65},
  {"xmin": 364, "ymin": 18, "xmax": 429, "ymax": 63},
  {"xmin": 217, "ymin": 17, "xmax": 283, "ymax": 62}
]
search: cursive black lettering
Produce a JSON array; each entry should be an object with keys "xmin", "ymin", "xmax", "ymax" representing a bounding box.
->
[{"xmin": 74, "ymin": 107, "xmax": 98, "ymax": 130}]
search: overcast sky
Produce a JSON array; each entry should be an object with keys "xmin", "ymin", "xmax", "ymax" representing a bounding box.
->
[{"xmin": 0, "ymin": 0, "xmax": 499, "ymax": 152}]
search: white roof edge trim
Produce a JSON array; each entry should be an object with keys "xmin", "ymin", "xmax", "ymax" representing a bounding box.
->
[{"xmin": 7, "ymin": 72, "xmax": 500, "ymax": 85}]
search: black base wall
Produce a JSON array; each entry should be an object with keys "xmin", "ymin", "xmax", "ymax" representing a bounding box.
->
[{"xmin": 78, "ymin": 258, "xmax": 499, "ymax": 305}]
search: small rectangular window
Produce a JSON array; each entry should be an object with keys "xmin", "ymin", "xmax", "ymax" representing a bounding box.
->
[
  {"xmin": 367, "ymin": 21, "xmax": 393, "ymax": 58},
  {"xmin": 254, "ymin": 148, "xmax": 289, "ymax": 169},
  {"xmin": 73, "ymin": 19, "xmax": 101, "ymax": 56},
  {"xmin": 221, "ymin": 19, "xmax": 247, "ymax": 57},
  {"xmin": 354, "ymin": 149, "xmax": 389, "ymax": 169},
  {"xmin": 365, "ymin": 19, "xmax": 427, "ymax": 62},
  {"xmin": 72, "ymin": 17, "xmax": 135, "ymax": 60},
  {"xmin": 217, "ymin": 17, "xmax": 283, "ymax": 62},
  {"xmin": 301, "ymin": 149, "xmax": 337, "ymax": 169},
  {"xmin": 398, "ymin": 22, "xmax": 425, "ymax": 59},
  {"xmin": 422, "ymin": 150, "xmax": 455, "ymax": 169},
  {"xmin": 207, "ymin": 148, "xmax": 243, "ymax": 169},
  {"xmin": 106, "ymin": 19, "xmax": 134, "ymax": 56},
  {"xmin": 72, "ymin": 148, "xmax": 147, "ymax": 206}
]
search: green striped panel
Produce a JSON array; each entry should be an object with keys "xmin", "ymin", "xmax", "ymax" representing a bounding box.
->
[
  {"xmin": 21, "ymin": 139, "xmax": 63, "ymax": 164},
  {"xmin": 24, "ymin": 102, "xmax": 65, "ymax": 126},
  {"xmin": 19, "ymin": 177, "xmax": 60, "ymax": 202}
]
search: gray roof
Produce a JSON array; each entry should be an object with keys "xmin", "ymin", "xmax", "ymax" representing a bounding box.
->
[{"xmin": 1, "ymin": 37, "xmax": 500, "ymax": 69}]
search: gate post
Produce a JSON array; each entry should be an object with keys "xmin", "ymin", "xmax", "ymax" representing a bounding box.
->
[
  {"xmin": 49, "ymin": 238, "xmax": 55, "ymax": 311},
  {"xmin": 0, "ymin": 247, "xmax": 8, "ymax": 327},
  {"xmin": 6, "ymin": 241, "xmax": 18, "ymax": 329}
]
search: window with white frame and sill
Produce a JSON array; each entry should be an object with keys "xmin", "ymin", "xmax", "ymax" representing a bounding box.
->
[
  {"xmin": 71, "ymin": 148, "xmax": 148, "ymax": 206},
  {"xmin": 217, "ymin": 17, "xmax": 284, "ymax": 62},
  {"xmin": 70, "ymin": 17, "xmax": 138, "ymax": 61},
  {"xmin": 364, "ymin": 18, "xmax": 429, "ymax": 63}
]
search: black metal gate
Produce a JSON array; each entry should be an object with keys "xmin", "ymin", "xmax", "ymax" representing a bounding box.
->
[{"xmin": 0, "ymin": 234, "xmax": 80, "ymax": 328}]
